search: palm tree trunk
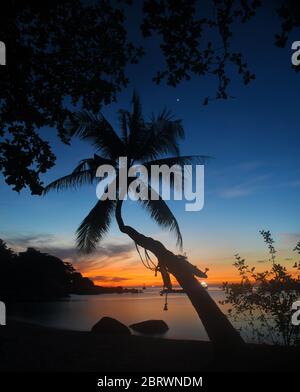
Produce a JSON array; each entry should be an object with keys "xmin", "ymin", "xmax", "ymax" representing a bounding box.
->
[{"xmin": 115, "ymin": 200, "xmax": 245, "ymax": 355}]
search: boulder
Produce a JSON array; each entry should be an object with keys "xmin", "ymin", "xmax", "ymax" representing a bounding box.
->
[
  {"xmin": 130, "ymin": 320, "xmax": 169, "ymax": 334},
  {"xmin": 91, "ymin": 317, "xmax": 131, "ymax": 335}
]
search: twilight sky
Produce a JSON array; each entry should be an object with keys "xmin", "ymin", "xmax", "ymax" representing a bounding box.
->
[{"xmin": 0, "ymin": 2, "xmax": 299, "ymax": 285}]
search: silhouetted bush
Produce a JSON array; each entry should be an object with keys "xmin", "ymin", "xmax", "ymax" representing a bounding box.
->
[{"xmin": 221, "ymin": 231, "xmax": 300, "ymax": 346}]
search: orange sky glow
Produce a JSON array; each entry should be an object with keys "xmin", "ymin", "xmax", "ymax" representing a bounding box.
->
[{"xmin": 75, "ymin": 250, "xmax": 295, "ymax": 287}]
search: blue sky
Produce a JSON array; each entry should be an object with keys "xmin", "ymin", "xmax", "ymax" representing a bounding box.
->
[{"xmin": 0, "ymin": 2, "xmax": 299, "ymax": 284}]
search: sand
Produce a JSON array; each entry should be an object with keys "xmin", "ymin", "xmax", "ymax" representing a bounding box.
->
[{"xmin": 0, "ymin": 320, "xmax": 299, "ymax": 372}]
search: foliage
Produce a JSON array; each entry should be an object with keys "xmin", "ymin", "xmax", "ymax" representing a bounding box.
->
[
  {"xmin": 275, "ymin": 0, "xmax": 300, "ymax": 51},
  {"xmin": 0, "ymin": 0, "xmax": 142, "ymax": 194},
  {"xmin": 221, "ymin": 230, "xmax": 300, "ymax": 346},
  {"xmin": 142, "ymin": 0, "xmax": 259, "ymax": 99},
  {"xmin": 2, "ymin": 0, "xmax": 296, "ymax": 193},
  {"xmin": 0, "ymin": 239, "xmax": 94, "ymax": 301},
  {"xmin": 44, "ymin": 93, "xmax": 206, "ymax": 253}
]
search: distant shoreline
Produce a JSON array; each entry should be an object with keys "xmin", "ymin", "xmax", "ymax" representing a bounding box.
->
[{"xmin": 71, "ymin": 286, "xmax": 143, "ymax": 295}]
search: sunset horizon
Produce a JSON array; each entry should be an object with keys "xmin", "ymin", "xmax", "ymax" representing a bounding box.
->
[{"xmin": 1, "ymin": 0, "xmax": 300, "ymax": 383}]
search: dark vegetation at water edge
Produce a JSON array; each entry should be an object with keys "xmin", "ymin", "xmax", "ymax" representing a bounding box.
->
[
  {"xmin": 222, "ymin": 231, "xmax": 300, "ymax": 346},
  {"xmin": 0, "ymin": 239, "xmax": 140, "ymax": 302}
]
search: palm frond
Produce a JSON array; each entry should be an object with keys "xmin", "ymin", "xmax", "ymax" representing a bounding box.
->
[
  {"xmin": 43, "ymin": 171, "xmax": 95, "ymax": 194},
  {"xmin": 143, "ymin": 155, "xmax": 209, "ymax": 189},
  {"xmin": 66, "ymin": 111, "xmax": 124, "ymax": 159},
  {"xmin": 92, "ymin": 154, "xmax": 117, "ymax": 168},
  {"xmin": 43, "ymin": 156, "xmax": 115, "ymax": 194},
  {"xmin": 144, "ymin": 155, "xmax": 210, "ymax": 167},
  {"xmin": 76, "ymin": 199, "xmax": 116, "ymax": 253},
  {"xmin": 131, "ymin": 90, "xmax": 143, "ymax": 123},
  {"xmin": 153, "ymin": 108, "xmax": 184, "ymax": 139},
  {"xmin": 136, "ymin": 183, "xmax": 183, "ymax": 250},
  {"xmin": 43, "ymin": 160, "xmax": 97, "ymax": 194},
  {"xmin": 151, "ymin": 107, "xmax": 174, "ymax": 122},
  {"xmin": 118, "ymin": 109, "xmax": 129, "ymax": 145},
  {"xmin": 126, "ymin": 92, "xmax": 146, "ymax": 159},
  {"xmin": 133, "ymin": 112, "xmax": 185, "ymax": 161},
  {"xmin": 71, "ymin": 158, "xmax": 96, "ymax": 173}
]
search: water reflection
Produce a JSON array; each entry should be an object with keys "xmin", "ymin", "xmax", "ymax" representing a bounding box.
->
[{"xmin": 8, "ymin": 287, "xmax": 229, "ymax": 341}]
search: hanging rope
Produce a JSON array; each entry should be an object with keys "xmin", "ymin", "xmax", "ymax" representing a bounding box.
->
[
  {"xmin": 163, "ymin": 291, "xmax": 168, "ymax": 311},
  {"xmin": 134, "ymin": 242, "xmax": 156, "ymax": 271},
  {"xmin": 143, "ymin": 249, "xmax": 152, "ymax": 270},
  {"xmin": 145, "ymin": 249, "xmax": 157, "ymax": 270},
  {"xmin": 134, "ymin": 241, "xmax": 171, "ymax": 311}
]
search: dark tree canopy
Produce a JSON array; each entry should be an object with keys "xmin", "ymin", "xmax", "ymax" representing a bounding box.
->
[
  {"xmin": 0, "ymin": 239, "xmax": 141, "ymax": 300},
  {"xmin": 0, "ymin": 0, "xmax": 298, "ymax": 194},
  {"xmin": 275, "ymin": 0, "xmax": 300, "ymax": 50},
  {"xmin": 142, "ymin": 0, "xmax": 259, "ymax": 96},
  {"xmin": 0, "ymin": 0, "xmax": 142, "ymax": 194},
  {"xmin": 0, "ymin": 239, "xmax": 96, "ymax": 301}
]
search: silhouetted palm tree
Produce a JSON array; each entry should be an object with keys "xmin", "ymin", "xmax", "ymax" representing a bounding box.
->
[{"xmin": 44, "ymin": 93, "xmax": 245, "ymax": 354}]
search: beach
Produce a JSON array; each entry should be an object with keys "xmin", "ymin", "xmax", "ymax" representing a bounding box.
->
[{"xmin": 1, "ymin": 320, "xmax": 300, "ymax": 372}]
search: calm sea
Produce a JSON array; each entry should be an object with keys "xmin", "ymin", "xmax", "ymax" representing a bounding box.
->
[{"xmin": 8, "ymin": 287, "xmax": 229, "ymax": 341}]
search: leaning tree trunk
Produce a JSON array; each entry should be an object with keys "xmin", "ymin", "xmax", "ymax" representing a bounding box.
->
[{"xmin": 116, "ymin": 200, "xmax": 245, "ymax": 356}]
